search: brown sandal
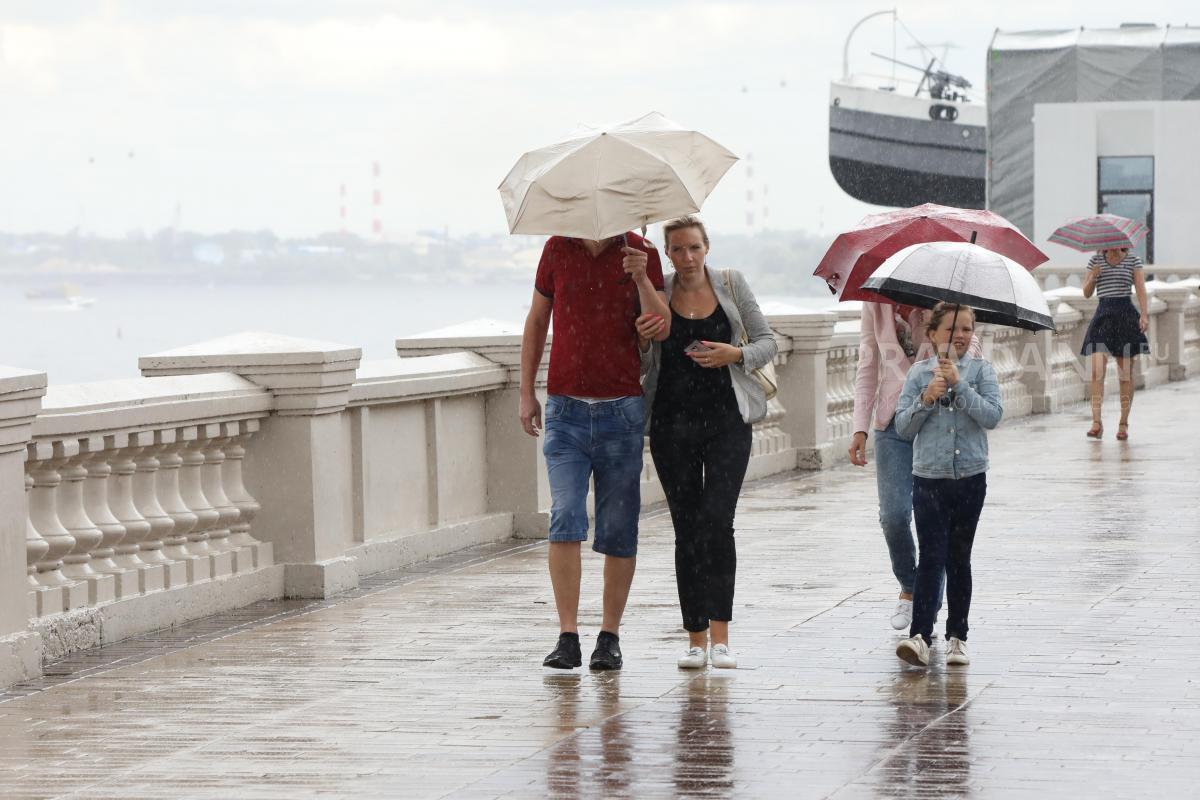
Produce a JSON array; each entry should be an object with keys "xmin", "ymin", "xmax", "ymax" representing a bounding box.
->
[
  {"xmin": 1116, "ymin": 423, "xmax": 1128, "ymax": 441},
  {"xmin": 1086, "ymin": 422, "xmax": 1103, "ymax": 439}
]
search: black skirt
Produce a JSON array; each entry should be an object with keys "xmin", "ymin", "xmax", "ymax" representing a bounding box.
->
[{"xmin": 1080, "ymin": 297, "xmax": 1150, "ymax": 357}]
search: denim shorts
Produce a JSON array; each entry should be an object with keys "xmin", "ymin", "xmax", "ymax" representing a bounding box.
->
[{"xmin": 542, "ymin": 395, "xmax": 645, "ymax": 557}]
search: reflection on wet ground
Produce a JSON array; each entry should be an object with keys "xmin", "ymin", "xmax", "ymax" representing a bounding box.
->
[{"xmin": 1, "ymin": 382, "xmax": 1198, "ymax": 798}]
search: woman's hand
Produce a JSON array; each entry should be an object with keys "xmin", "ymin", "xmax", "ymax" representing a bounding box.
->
[
  {"xmin": 689, "ymin": 341, "xmax": 742, "ymax": 368},
  {"xmin": 1138, "ymin": 314, "xmax": 1149, "ymax": 333},
  {"xmin": 937, "ymin": 357, "xmax": 959, "ymax": 387},
  {"xmin": 635, "ymin": 313, "xmax": 665, "ymax": 350},
  {"xmin": 848, "ymin": 431, "xmax": 868, "ymax": 467}
]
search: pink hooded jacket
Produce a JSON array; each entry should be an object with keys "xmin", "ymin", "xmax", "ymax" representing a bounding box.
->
[{"xmin": 853, "ymin": 302, "xmax": 982, "ymax": 434}]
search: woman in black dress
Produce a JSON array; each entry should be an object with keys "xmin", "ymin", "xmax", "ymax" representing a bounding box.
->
[
  {"xmin": 635, "ymin": 216, "xmax": 777, "ymax": 670},
  {"xmin": 1080, "ymin": 247, "xmax": 1150, "ymax": 440}
]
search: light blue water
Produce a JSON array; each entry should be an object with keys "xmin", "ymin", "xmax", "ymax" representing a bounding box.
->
[{"xmin": 0, "ymin": 281, "xmax": 832, "ymax": 385}]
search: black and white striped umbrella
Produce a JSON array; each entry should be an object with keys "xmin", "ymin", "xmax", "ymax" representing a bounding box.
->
[{"xmin": 861, "ymin": 241, "xmax": 1054, "ymax": 331}]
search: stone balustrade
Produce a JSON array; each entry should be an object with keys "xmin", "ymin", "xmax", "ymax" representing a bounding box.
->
[
  {"xmin": 1031, "ymin": 262, "xmax": 1200, "ymax": 291},
  {"xmin": 1, "ymin": 280, "xmax": 1198, "ymax": 690}
]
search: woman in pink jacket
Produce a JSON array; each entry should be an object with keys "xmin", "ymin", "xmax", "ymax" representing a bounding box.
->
[{"xmin": 849, "ymin": 301, "xmax": 980, "ymax": 630}]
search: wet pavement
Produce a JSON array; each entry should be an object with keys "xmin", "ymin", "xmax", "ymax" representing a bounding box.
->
[{"xmin": 2, "ymin": 381, "xmax": 1199, "ymax": 799}]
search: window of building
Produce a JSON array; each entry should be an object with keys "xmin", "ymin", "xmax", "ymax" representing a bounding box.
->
[{"xmin": 1098, "ymin": 156, "xmax": 1154, "ymax": 263}]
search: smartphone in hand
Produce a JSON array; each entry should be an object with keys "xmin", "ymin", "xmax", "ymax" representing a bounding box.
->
[{"xmin": 684, "ymin": 340, "xmax": 713, "ymax": 355}]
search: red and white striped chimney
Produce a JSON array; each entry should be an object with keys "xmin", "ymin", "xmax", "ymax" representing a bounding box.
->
[
  {"xmin": 339, "ymin": 182, "xmax": 347, "ymax": 234},
  {"xmin": 371, "ymin": 161, "xmax": 383, "ymax": 238}
]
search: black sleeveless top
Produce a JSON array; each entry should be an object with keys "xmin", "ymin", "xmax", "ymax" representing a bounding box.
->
[{"xmin": 652, "ymin": 305, "xmax": 740, "ymax": 425}]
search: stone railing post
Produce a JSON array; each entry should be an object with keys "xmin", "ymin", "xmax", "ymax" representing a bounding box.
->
[
  {"xmin": 140, "ymin": 332, "xmax": 362, "ymax": 598},
  {"xmin": 150, "ymin": 431, "xmax": 206, "ymax": 586},
  {"xmin": 1018, "ymin": 300, "xmax": 1085, "ymax": 414},
  {"xmin": 0, "ymin": 367, "xmax": 47, "ymax": 688},
  {"xmin": 1151, "ymin": 283, "xmax": 1198, "ymax": 382},
  {"xmin": 395, "ymin": 322, "xmax": 550, "ymax": 538},
  {"xmin": 770, "ymin": 313, "xmax": 838, "ymax": 469},
  {"xmin": 79, "ymin": 438, "xmax": 140, "ymax": 600},
  {"xmin": 223, "ymin": 419, "xmax": 267, "ymax": 572}
]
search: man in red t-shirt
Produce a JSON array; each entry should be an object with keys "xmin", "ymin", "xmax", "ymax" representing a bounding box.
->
[{"xmin": 519, "ymin": 233, "xmax": 670, "ymax": 670}]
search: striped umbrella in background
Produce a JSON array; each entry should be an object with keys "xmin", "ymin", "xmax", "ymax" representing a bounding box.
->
[{"xmin": 1048, "ymin": 214, "xmax": 1149, "ymax": 252}]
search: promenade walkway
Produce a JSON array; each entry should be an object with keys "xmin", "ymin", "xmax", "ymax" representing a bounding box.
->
[{"xmin": 2, "ymin": 381, "xmax": 1198, "ymax": 799}]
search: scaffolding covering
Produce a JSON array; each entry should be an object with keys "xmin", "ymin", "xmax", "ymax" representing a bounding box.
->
[{"xmin": 987, "ymin": 25, "xmax": 1200, "ymax": 235}]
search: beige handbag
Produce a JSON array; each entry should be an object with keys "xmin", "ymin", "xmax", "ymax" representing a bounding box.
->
[{"xmin": 723, "ymin": 269, "xmax": 778, "ymax": 400}]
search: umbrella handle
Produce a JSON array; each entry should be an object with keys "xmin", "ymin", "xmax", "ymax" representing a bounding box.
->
[
  {"xmin": 619, "ymin": 232, "xmax": 633, "ymax": 284},
  {"xmin": 939, "ymin": 231, "xmax": 972, "ymax": 359},
  {"xmin": 940, "ymin": 304, "xmax": 961, "ymax": 360}
]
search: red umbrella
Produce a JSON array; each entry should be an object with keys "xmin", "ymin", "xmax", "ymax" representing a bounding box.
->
[{"xmin": 814, "ymin": 203, "xmax": 1049, "ymax": 303}]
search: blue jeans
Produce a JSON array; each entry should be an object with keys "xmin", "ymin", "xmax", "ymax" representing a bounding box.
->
[
  {"xmin": 910, "ymin": 473, "xmax": 987, "ymax": 643},
  {"xmin": 542, "ymin": 395, "xmax": 645, "ymax": 557},
  {"xmin": 874, "ymin": 422, "xmax": 944, "ymax": 603}
]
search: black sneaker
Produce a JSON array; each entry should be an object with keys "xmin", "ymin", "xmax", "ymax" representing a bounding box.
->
[
  {"xmin": 543, "ymin": 632, "xmax": 582, "ymax": 669},
  {"xmin": 589, "ymin": 631, "xmax": 623, "ymax": 671}
]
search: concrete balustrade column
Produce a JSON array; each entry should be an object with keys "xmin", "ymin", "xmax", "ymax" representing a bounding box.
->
[
  {"xmin": 80, "ymin": 439, "xmax": 139, "ymax": 600},
  {"xmin": 1184, "ymin": 281, "xmax": 1200, "ymax": 377},
  {"xmin": 771, "ymin": 313, "xmax": 838, "ymax": 470},
  {"xmin": 25, "ymin": 474, "xmax": 46, "ymax": 590},
  {"xmin": 0, "ymin": 367, "xmax": 46, "ymax": 687},
  {"xmin": 140, "ymin": 332, "xmax": 363, "ymax": 598},
  {"xmin": 1056, "ymin": 288, "xmax": 1096, "ymax": 361},
  {"xmin": 223, "ymin": 419, "xmax": 268, "ymax": 572},
  {"xmin": 199, "ymin": 426, "xmax": 241, "ymax": 567},
  {"xmin": 1140, "ymin": 294, "xmax": 1170, "ymax": 388},
  {"xmin": 1151, "ymin": 284, "xmax": 1198, "ymax": 381},
  {"xmin": 106, "ymin": 433, "xmax": 165, "ymax": 594},
  {"xmin": 131, "ymin": 438, "xmax": 182, "ymax": 589},
  {"xmin": 54, "ymin": 441, "xmax": 117, "ymax": 608},
  {"xmin": 178, "ymin": 428, "xmax": 233, "ymax": 578},
  {"xmin": 26, "ymin": 442, "xmax": 88, "ymax": 611},
  {"xmin": 1019, "ymin": 300, "xmax": 1085, "ymax": 414},
  {"xmin": 154, "ymin": 433, "xmax": 207, "ymax": 585}
]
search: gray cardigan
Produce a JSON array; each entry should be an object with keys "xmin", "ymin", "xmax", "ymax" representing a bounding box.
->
[{"xmin": 641, "ymin": 267, "xmax": 779, "ymax": 427}]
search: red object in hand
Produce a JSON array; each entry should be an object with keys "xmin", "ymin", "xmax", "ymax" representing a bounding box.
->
[{"xmin": 813, "ymin": 203, "xmax": 1049, "ymax": 304}]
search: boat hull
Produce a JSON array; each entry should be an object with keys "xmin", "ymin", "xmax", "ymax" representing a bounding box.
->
[{"xmin": 829, "ymin": 82, "xmax": 986, "ymax": 209}]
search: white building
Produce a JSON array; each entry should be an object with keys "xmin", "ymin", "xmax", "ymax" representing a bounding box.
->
[
  {"xmin": 1033, "ymin": 100, "xmax": 1200, "ymax": 266},
  {"xmin": 988, "ymin": 25, "xmax": 1200, "ymax": 265}
]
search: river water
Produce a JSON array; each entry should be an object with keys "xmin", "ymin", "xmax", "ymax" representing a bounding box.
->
[{"xmin": 1, "ymin": 281, "xmax": 833, "ymax": 385}]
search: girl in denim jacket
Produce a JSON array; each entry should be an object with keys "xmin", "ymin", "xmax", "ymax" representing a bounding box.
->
[{"xmin": 893, "ymin": 303, "xmax": 1003, "ymax": 668}]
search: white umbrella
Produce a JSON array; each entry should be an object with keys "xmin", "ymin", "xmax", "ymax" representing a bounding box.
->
[
  {"xmin": 861, "ymin": 240, "xmax": 1054, "ymax": 331},
  {"xmin": 498, "ymin": 112, "xmax": 738, "ymax": 241}
]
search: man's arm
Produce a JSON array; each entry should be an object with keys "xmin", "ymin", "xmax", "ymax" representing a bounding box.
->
[
  {"xmin": 623, "ymin": 246, "xmax": 671, "ymax": 341},
  {"xmin": 518, "ymin": 291, "xmax": 553, "ymax": 437}
]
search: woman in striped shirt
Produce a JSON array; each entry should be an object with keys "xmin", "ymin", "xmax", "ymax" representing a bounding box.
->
[{"xmin": 1080, "ymin": 247, "xmax": 1150, "ymax": 440}]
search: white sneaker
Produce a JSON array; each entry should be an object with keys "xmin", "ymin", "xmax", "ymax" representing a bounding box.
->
[
  {"xmin": 945, "ymin": 637, "xmax": 970, "ymax": 666},
  {"xmin": 895, "ymin": 635, "xmax": 929, "ymax": 667},
  {"xmin": 677, "ymin": 646, "xmax": 707, "ymax": 669},
  {"xmin": 890, "ymin": 599, "xmax": 913, "ymax": 630},
  {"xmin": 709, "ymin": 644, "xmax": 737, "ymax": 669}
]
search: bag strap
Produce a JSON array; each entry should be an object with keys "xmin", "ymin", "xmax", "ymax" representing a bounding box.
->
[{"xmin": 723, "ymin": 269, "xmax": 749, "ymax": 346}]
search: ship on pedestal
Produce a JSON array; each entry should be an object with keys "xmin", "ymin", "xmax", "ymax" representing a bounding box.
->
[{"xmin": 829, "ymin": 10, "xmax": 986, "ymax": 209}]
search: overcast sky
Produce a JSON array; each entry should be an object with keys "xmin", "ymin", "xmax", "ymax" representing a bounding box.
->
[{"xmin": 1, "ymin": 0, "xmax": 1194, "ymax": 239}]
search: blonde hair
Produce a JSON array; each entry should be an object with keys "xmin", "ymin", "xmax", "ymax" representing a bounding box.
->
[
  {"xmin": 924, "ymin": 302, "xmax": 975, "ymax": 337},
  {"xmin": 662, "ymin": 215, "xmax": 710, "ymax": 250}
]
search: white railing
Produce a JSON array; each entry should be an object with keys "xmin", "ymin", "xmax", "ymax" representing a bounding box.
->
[
  {"xmin": 24, "ymin": 374, "xmax": 272, "ymax": 621},
  {"xmin": 1032, "ymin": 263, "xmax": 1200, "ymax": 291},
  {"xmin": 1, "ymin": 279, "xmax": 1198, "ymax": 689},
  {"xmin": 983, "ymin": 323, "xmax": 1035, "ymax": 418}
]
